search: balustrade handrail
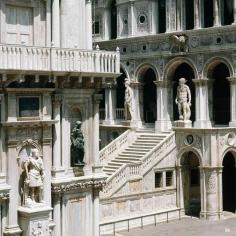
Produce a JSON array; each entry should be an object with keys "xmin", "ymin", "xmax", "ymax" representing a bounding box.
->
[
  {"xmin": 0, "ymin": 44, "xmax": 120, "ymax": 74},
  {"xmin": 99, "ymin": 129, "xmax": 132, "ymax": 165},
  {"xmin": 101, "ymin": 132, "xmax": 176, "ymax": 198}
]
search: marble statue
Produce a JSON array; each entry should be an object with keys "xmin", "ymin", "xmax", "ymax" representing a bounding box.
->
[
  {"xmin": 71, "ymin": 121, "xmax": 85, "ymax": 166},
  {"xmin": 175, "ymin": 78, "xmax": 191, "ymax": 121},
  {"xmin": 124, "ymin": 78, "xmax": 134, "ymax": 120},
  {"xmin": 171, "ymin": 35, "xmax": 188, "ymax": 53},
  {"xmin": 22, "ymin": 148, "xmax": 45, "ymax": 207}
]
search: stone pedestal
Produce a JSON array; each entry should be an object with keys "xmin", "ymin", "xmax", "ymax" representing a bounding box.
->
[
  {"xmin": 18, "ymin": 206, "xmax": 52, "ymax": 236},
  {"xmin": 174, "ymin": 120, "xmax": 192, "ymax": 128}
]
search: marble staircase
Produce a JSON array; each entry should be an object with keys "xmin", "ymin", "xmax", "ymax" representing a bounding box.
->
[
  {"xmin": 103, "ymin": 130, "xmax": 170, "ymax": 176},
  {"xmin": 100, "ymin": 128, "xmax": 175, "ymax": 197}
]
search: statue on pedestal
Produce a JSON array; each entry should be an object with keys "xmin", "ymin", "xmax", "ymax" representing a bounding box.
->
[
  {"xmin": 124, "ymin": 78, "xmax": 134, "ymax": 120},
  {"xmin": 71, "ymin": 121, "xmax": 85, "ymax": 167},
  {"xmin": 175, "ymin": 78, "xmax": 191, "ymax": 121},
  {"xmin": 22, "ymin": 148, "xmax": 45, "ymax": 207}
]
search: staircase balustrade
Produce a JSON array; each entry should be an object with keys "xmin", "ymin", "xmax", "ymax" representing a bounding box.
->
[
  {"xmin": 101, "ymin": 132, "xmax": 176, "ymax": 198},
  {"xmin": 99, "ymin": 129, "xmax": 133, "ymax": 165}
]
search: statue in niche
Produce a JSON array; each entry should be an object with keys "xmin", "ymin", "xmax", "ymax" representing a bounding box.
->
[
  {"xmin": 21, "ymin": 148, "xmax": 45, "ymax": 207},
  {"xmin": 71, "ymin": 121, "xmax": 85, "ymax": 166},
  {"xmin": 124, "ymin": 78, "xmax": 134, "ymax": 120},
  {"xmin": 175, "ymin": 78, "xmax": 191, "ymax": 121}
]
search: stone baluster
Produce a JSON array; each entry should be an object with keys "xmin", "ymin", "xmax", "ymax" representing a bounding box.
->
[
  {"xmin": 103, "ymin": 82, "xmax": 116, "ymax": 125},
  {"xmin": 227, "ymin": 77, "xmax": 236, "ymax": 127},
  {"xmin": 213, "ymin": 0, "xmax": 222, "ymax": 27},
  {"xmin": 193, "ymin": 79, "xmax": 212, "ymax": 128},
  {"xmin": 154, "ymin": 80, "xmax": 172, "ymax": 132},
  {"xmin": 52, "ymin": 0, "xmax": 60, "ymax": 47}
]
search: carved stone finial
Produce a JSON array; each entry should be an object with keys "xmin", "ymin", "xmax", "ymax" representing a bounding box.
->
[
  {"xmin": 96, "ymin": 45, "xmax": 100, "ymax": 51},
  {"xmin": 116, "ymin": 47, "xmax": 120, "ymax": 52}
]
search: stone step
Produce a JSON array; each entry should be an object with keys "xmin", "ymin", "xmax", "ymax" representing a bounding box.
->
[
  {"xmin": 115, "ymin": 157, "xmax": 141, "ymax": 161},
  {"xmin": 111, "ymin": 159, "xmax": 136, "ymax": 164},
  {"xmin": 107, "ymin": 162, "xmax": 123, "ymax": 167},
  {"xmin": 127, "ymin": 146, "xmax": 152, "ymax": 151},
  {"xmin": 120, "ymin": 152, "xmax": 144, "ymax": 156},
  {"xmin": 123, "ymin": 150, "xmax": 147, "ymax": 154},
  {"xmin": 135, "ymin": 140, "xmax": 160, "ymax": 145},
  {"xmin": 131, "ymin": 144, "xmax": 156, "ymax": 148}
]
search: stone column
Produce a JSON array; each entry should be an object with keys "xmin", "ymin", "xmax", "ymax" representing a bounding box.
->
[
  {"xmin": 176, "ymin": 165, "xmax": 185, "ymax": 214},
  {"xmin": 93, "ymin": 189, "xmax": 100, "ymax": 236},
  {"xmin": 194, "ymin": 0, "xmax": 203, "ymax": 29},
  {"xmin": 103, "ymin": 7, "xmax": 111, "ymax": 40},
  {"xmin": 233, "ymin": 0, "xmax": 236, "ymax": 24},
  {"xmin": 103, "ymin": 83, "xmax": 116, "ymax": 125},
  {"xmin": 213, "ymin": 0, "xmax": 222, "ymax": 27},
  {"xmin": 204, "ymin": 167, "xmax": 222, "ymax": 220},
  {"xmin": 227, "ymin": 77, "xmax": 236, "ymax": 127},
  {"xmin": 193, "ymin": 79, "xmax": 212, "ymax": 128},
  {"xmin": 218, "ymin": 168, "xmax": 223, "ymax": 218},
  {"xmin": 154, "ymin": 81, "xmax": 172, "ymax": 132},
  {"xmin": 53, "ymin": 195, "xmax": 61, "ymax": 236},
  {"xmin": 177, "ymin": 0, "xmax": 185, "ymax": 31},
  {"xmin": 52, "ymin": 94, "xmax": 64, "ymax": 177},
  {"xmin": 130, "ymin": 81, "xmax": 143, "ymax": 128},
  {"xmin": 128, "ymin": 1, "xmax": 135, "ymax": 36},
  {"xmin": 52, "ymin": 0, "xmax": 60, "ymax": 47},
  {"xmin": 150, "ymin": 0, "xmax": 158, "ymax": 34},
  {"xmin": 93, "ymin": 94, "xmax": 103, "ymax": 172},
  {"xmin": 86, "ymin": 0, "xmax": 92, "ymax": 49},
  {"xmin": 166, "ymin": 0, "xmax": 177, "ymax": 32},
  {"xmin": 200, "ymin": 167, "xmax": 206, "ymax": 219}
]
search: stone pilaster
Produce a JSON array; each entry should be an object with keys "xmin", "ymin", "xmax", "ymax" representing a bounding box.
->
[
  {"xmin": 103, "ymin": 83, "xmax": 116, "ymax": 125},
  {"xmin": 154, "ymin": 80, "xmax": 172, "ymax": 132},
  {"xmin": 227, "ymin": 77, "xmax": 236, "ymax": 127},
  {"xmin": 86, "ymin": 0, "xmax": 92, "ymax": 49},
  {"xmin": 128, "ymin": 1, "xmax": 135, "ymax": 36},
  {"xmin": 52, "ymin": 195, "xmax": 61, "ymax": 236},
  {"xmin": 194, "ymin": 0, "xmax": 203, "ymax": 29},
  {"xmin": 52, "ymin": 94, "xmax": 64, "ymax": 177},
  {"xmin": 233, "ymin": 0, "xmax": 236, "ymax": 24},
  {"xmin": 193, "ymin": 79, "xmax": 212, "ymax": 128}
]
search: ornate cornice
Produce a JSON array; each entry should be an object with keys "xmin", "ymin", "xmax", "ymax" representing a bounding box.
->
[{"xmin": 51, "ymin": 178, "xmax": 106, "ymax": 194}]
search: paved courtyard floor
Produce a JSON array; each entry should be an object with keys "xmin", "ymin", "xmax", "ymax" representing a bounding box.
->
[{"xmin": 104, "ymin": 216, "xmax": 236, "ymax": 236}]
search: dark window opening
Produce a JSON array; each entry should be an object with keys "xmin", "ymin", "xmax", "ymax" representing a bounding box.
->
[
  {"xmin": 110, "ymin": 0, "xmax": 117, "ymax": 39},
  {"xmin": 19, "ymin": 97, "xmax": 39, "ymax": 117},
  {"xmin": 116, "ymin": 69, "xmax": 126, "ymax": 109},
  {"xmin": 158, "ymin": 0, "xmax": 166, "ymax": 33},
  {"xmin": 155, "ymin": 172, "xmax": 162, "ymax": 188},
  {"xmin": 204, "ymin": 0, "xmax": 214, "ymax": 27},
  {"xmin": 92, "ymin": 21, "xmax": 100, "ymax": 34},
  {"xmin": 190, "ymin": 169, "xmax": 200, "ymax": 186},
  {"xmin": 185, "ymin": 0, "xmax": 194, "ymax": 30},
  {"xmin": 223, "ymin": 0, "xmax": 233, "ymax": 25},
  {"xmin": 166, "ymin": 171, "xmax": 173, "ymax": 187}
]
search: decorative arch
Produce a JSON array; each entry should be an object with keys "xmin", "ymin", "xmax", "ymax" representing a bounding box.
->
[
  {"xmin": 221, "ymin": 147, "xmax": 236, "ymax": 166},
  {"xmin": 135, "ymin": 62, "xmax": 159, "ymax": 82},
  {"xmin": 203, "ymin": 56, "xmax": 234, "ymax": 79},
  {"xmin": 120, "ymin": 63, "xmax": 130, "ymax": 79},
  {"xmin": 177, "ymin": 147, "xmax": 203, "ymax": 167},
  {"xmin": 164, "ymin": 57, "xmax": 198, "ymax": 81}
]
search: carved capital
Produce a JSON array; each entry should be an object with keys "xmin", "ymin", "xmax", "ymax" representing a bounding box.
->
[
  {"xmin": 192, "ymin": 79, "xmax": 212, "ymax": 86},
  {"xmin": 227, "ymin": 77, "xmax": 236, "ymax": 85},
  {"xmin": 52, "ymin": 94, "xmax": 63, "ymax": 105}
]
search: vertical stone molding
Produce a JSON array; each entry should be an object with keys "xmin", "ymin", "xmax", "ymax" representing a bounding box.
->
[
  {"xmin": 227, "ymin": 77, "xmax": 236, "ymax": 127},
  {"xmin": 193, "ymin": 79, "xmax": 212, "ymax": 128},
  {"xmin": 128, "ymin": 1, "xmax": 135, "ymax": 37},
  {"xmin": 86, "ymin": 0, "xmax": 93, "ymax": 49},
  {"xmin": 154, "ymin": 81, "xmax": 172, "ymax": 132},
  {"xmin": 52, "ymin": 195, "xmax": 61, "ymax": 236},
  {"xmin": 233, "ymin": 0, "xmax": 236, "ymax": 24},
  {"xmin": 194, "ymin": 0, "xmax": 203, "ymax": 29},
  {"xmin": 103, "ymin": 83, "xmax": 116, "ymax": 125}
]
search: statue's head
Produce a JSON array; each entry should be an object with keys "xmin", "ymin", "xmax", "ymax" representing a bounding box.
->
[
  {"xmin": 76, "ymin": 121, "xmax": 82, "ymax": 127},
  {"xmin": 31, "ymin": 148, "xmax": 39, "ymax": 159},
  {"xmin": 124, "ymin": 78, "xmax": 130, "ymax": 87},
  {"xmin": 179, "ymin": 78, "xmax": 186, "ymax": 85}
]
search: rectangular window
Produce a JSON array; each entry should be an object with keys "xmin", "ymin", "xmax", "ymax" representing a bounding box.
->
[
  {"xmin": 155, "ymin": 172, "xmax": 162, "ymax": 188},
  {"xmin": 166, "ymin": 171, "xmax": 173, "ymax": 187},
  {"xmin": 19, "ymin": 97, "xmax": 40, "ymax": 118}
]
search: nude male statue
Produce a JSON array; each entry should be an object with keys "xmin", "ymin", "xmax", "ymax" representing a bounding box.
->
[
  {"xmin": 175, "ymin": 78, "xmax": 191, "ymax": 121},
  {"xmin": 124, "ymin": 78, "xmax": 134, "ymax": 120}
]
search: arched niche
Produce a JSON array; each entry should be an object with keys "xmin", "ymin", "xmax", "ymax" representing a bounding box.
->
[{"xmin": 136, "ymin": 66, "xmax": 157, "ymax": 123}]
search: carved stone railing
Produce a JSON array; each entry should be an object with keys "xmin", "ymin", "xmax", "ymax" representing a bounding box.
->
[
  {"xmin": 99, "ymin": 129, "xmax": 133, "ymax": 166},
  {"xmin": 115, "ymin": 108, "xmax": 125, "ymax": 120},
  {"xmin": 101, "ymin": 132, "xmax": 176, "ymax": 198},
  {"xmin": 0, "ymin": 44, "xmax": 120, "ymax": 75}
]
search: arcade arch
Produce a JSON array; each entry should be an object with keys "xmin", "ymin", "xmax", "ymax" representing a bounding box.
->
[
  {"xmin": 136, "ymin": 66, "xmax": 157, "ymax": 123},
  {"xmin": 222, "ymin": 151, "xmax": 236, "ymax": 213},
  {"xmin": 207, "ymin": 61, "xmax": 230, "ymax": 125},
  {"xmin": 180, "ymin": 151, "xmax": 201, "ymax": 217}
]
